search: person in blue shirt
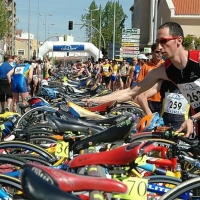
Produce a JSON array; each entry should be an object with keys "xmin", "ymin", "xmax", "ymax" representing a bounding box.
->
[
  {"xmin": 0, "ymin": 54, "xmax": 13, "ymax": 113},
  {"xmin": 7, "ymin": 57, "xmax": 33, "ymax": 112}
]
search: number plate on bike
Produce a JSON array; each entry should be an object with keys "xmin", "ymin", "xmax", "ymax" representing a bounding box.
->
[
  {"xmin": 113, "ymin": 177, "xmax": 147, "ymax": 200},
  {"xmin": 55, "ymin": 140, "xmax": 69, "ymax": 158}
]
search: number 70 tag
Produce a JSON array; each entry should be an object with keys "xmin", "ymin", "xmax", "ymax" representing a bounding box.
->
[
  {"xmin": 112, "ymin": 177, "xmax": 147, "ymax": 200},
  {"xmin": 55, "ymin": 140, "xmax": 69, "ymax": 158}
]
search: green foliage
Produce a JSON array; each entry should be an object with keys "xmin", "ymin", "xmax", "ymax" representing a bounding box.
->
[
  {"xmin": 81, "ymin": 0, "xmax": 127, "ymax": 51},
  {"xmin": 0, "ymin": 0, "xmax": 9, "ymax": 39},
  {"xmin": 183, "ymin": 34, "xmax": 200, "ymax": 50}
]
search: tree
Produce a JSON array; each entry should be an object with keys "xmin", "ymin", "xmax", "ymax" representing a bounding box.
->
[
  {"xmin": 81, "ymin": 0, "xmax": 127, "ymax": 54},
  {"xmin": 0, "ymin": 0, "xmax": 9, "ymax": 40},
  {"xmin": 183, "ymin": 34, "xmax": 200, "ymax": 50}
]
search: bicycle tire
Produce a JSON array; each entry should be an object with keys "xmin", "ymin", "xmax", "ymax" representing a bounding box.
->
[
  {"xmin": 18, "ymin": 154, "xmax": 52, "ymax": 166},
  {"xmin": 133, "ymin": 138, "xmax": 176, "ymax": 146},
  {"xmin": 0, "ymin": 174, "xmax": 22, "ymax": 190},
  {"xmin": 0, "ymin": 154, "xmax": 27, "ymax": 167},
  {"xmin": 129, "ymin": 132, "xmax": 162, "ymax": 143},
  {"xmin": 0, "ymin": 141, "xmax": 56, "ymax": 162},
  {"xmin": 29, "ymin": 129, "xmax": 54, "ymax": 136},
  {"xmin": 160, "ymin": 176, "xmax": 200, "ymax": 200},
  {"xmin": 108, "ymin": 105, "xmax": 145, "ymax": 117},
  {"xmin": 145, "ymin": 175, "xmax": 182, "ymax": 185},
  {"xmin": 30, "ymin": 135, "xmax": 58, "ymax": 147},
  {"xmin": 16, "ymin": 106, "xmax": 58, "ymax": 128},
  {"xmin": 28, "ymin": 124, "xmax": 53, "ymax": 130}
]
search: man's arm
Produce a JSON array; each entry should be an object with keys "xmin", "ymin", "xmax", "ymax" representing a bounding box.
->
[
  {"xmin": 7, "ymin": 68, "xmax": 14, "ymax": 84},
  {"xmin": 137, "ymin": 80, "xmax": 163, "ymax": 115},
  {"xmin": 28, "ymin": 66, "xmax": 34, "ymax": 84},
  {"xmin": 83, "ymin": 64, "xmax": 169, "ymax": 104}
]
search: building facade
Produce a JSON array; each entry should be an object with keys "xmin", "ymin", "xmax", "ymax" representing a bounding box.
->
[
  {"xmin": 15, "ymin": 30, "xmax": 38, "ymax": 59},
  {"xmin": 5, "ymin": 0, "xmax": 17, "ymax": 55},
  {"xmin": 130, "ymin": 0, "xmax": 200, "ymax": 50}
]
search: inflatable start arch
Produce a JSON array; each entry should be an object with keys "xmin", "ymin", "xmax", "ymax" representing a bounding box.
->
[{"xmin": 38, "ymin": 41, "xmax": 103, "ymax": 61}]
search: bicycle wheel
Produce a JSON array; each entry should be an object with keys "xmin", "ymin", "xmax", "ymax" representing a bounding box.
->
[
  {"xmin": 0, "ymin": 155, "xmax": 26, "ymax": 174},
  {"xmin": 129, "ymin": 132, "xmax": 161, "ymax": 143},
  {"xmin": 108, "ymin": 105, "xmax": 145, "ymax": 118},
  {"xmin": 0, "ymin": 174, "xmax": 22, "ymax": 198},
  {"xmin": 18, "ymin": 154, "xmax": 52, "ymax": 166},
  {"xmin": 0, "ymin": 154, "xmax": 26, "ymax": 166},
  {"xmin": 160, "ymin": 176, "xmax": 200, "ymax": 200},
  {"xmin": 132, "ymin": 138, "xmax": 176, "ymax": 146},
  {"xmin": 30, "ymin": 135, "xmax": 58, "ymax": 148},
  {"xmin": 16, "ymin": 106, "xmax": 58, "ymax": 128},
  {"xmin": 145, "ymin": 175, "xmax": 181, "ymax": 185},
  {"xmin": 0, "ymin": 141, "xmax": 56, "ymax": 162},
  {"xmin": 28, "ymin": 124, "xmax": 53, "ymax": 131},
  {"xmin": 29, "ymin": 130, "xmax": 54, "ymax": 136}
]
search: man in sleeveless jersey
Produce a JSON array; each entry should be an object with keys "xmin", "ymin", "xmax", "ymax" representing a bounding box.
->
[
  {"xmin": 99, "ymin": 58, "xmax": 112, "ymax": 89},
  {"xmin": 110, "ymin": 60, "xmax": 119, "ymax": 91},
  {"xmin": 119, "ymin": 59, "xmax": 129, "ymax": 89},
  {"xmin": 83, "ymin": 21, "xmax": 200, "ymax": 138}
]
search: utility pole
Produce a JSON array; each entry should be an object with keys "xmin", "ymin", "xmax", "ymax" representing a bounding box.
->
[
  {"xmin": 11, "ymin": 0, "xmax": 15, "ymax": 56},
  {"xmin": 98, "ymin": 5, "xmax": 102, "ymax": 59},
  {"xmin": 112, "ymin": 0, "xmax": 116, "ymax": 60},
  {"xmin": 153, "ymin": 0, "xmax": 158, "ymax": 43},
  {"xmin": 28, "ymin": 0, "xmax": 31, "ymax": 60}
]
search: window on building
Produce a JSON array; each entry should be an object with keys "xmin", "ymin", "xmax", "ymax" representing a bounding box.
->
[{"xmin": 18, "ymin": 49, "xmax": 25, "ymax": 55}]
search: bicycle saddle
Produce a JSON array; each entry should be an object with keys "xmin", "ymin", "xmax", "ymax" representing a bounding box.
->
[
  {"xmin": 69, "ymin": 141, "xmax": 158, "ymax": 168},
  {"xmin": 68, "ymin": 102, "xmax": 106, "ymax": 119},
  {"xmin": 72, "ymin": 115, "xmax": 136, "ymax": 152},
  {"xmin": 22, "ymin": 163, "xmax": 128, "ymax": 194},
  {"xmin": 46, "ymin": 115, "xmax": 102, "ymax": 134},
  {"xmin": 21, "ymin": 168, "xmax": 80, "ymax": 200},
  {"xmin": 86, "ymin": 101, "xmax": 117, "ymax": 113},
  {"xmin": 58, "ymin": 108, "xmax": 123, "ymax": 127}
]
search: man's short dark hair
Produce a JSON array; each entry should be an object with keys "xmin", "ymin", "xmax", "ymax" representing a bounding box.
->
[{"xmin": 158, "ymin": 21, "xmax": 184, "ymax": 38}]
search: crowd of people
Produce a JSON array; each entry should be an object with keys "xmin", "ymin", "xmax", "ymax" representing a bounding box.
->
[
  {"xmin": 1, "ymin": 21, "xmax": 200, "ymax": 140},
  {"xmin": 0, "ymin": 55, "xmax": 54, "ymax": 113}
]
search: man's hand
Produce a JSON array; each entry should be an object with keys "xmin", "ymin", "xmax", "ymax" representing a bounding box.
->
[{"xmin": 176, "ymin": 118, "xmax": 194, "ymax": 138}]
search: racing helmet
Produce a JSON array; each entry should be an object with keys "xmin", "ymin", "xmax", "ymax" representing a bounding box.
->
[{"xmin": 136, "ymin": 112, "xmax": 164, "ymax": 133}]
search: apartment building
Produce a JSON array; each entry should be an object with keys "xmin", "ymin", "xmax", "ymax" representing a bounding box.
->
[{"xmin": 131, "ymin": 0, "xmax": 200, "ymax": 49}]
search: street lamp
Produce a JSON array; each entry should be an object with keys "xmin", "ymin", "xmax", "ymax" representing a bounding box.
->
[
  {"xmin": 39, "ymin": 13, "xmax": 52, "ymax": 40},
  {"xmin": 74, "ymin": 23, "xmax": 106, "ymax": 51},
  {"xmin": 28, "ymin": 0, "xmax": 31, "ymax": 60},
  {"xmin": 84, "ymin": 8, "xmax": 99, "ymax": 42},
  {"xmin": 98, "ymin": 5, "xmax": 102, "ymax": 58},
  {"xmin": 43, "ymin": 23, "xmax": 55, "ymax": 40},
  {"xmin": 113, "ymin": 0, "xmax": 116, "ymax": 60}
]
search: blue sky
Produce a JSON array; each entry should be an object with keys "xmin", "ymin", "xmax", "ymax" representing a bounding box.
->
[{"xmin": 14, "ymin": 0, "xmax": 134, "ymax": 42}]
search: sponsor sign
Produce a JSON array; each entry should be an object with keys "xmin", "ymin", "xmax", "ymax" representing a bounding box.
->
[{"xmin": 53, "ymin": 45, "xmax": 84, "ymax": 51}]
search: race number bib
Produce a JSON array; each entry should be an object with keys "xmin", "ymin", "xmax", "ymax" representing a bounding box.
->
[
  {"xmin": 178, "ymin": 79, "xmax": 200, "ymax": 109},
  {"xmin": 164, "ymin": 92, "xmax": 188, "ymax": 114},
  {"xmin": 15, "ymin": 67, "xmax": 24, "ymax": 75},
  {"xmin": 121, "ymin": 69, "xmax": 126, "ymax": 76},
  {"xmin": 102, "ymin": 66, "xmax": 109, "ymax": 72}
]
